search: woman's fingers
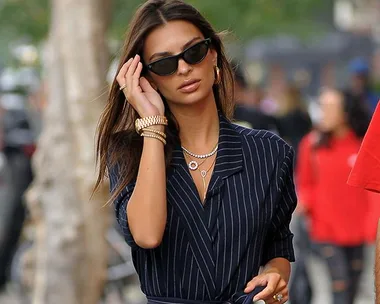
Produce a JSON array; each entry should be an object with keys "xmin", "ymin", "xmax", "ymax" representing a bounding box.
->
[
  {"xmin": 253, "ymin": 280, "xmax": 278, "ymax": 301},
  {"xmin": 256, "ymin": 279, "xmax": 288, "ymax": 304},
  {"xmin": 126, "ymin": 55, "xmax": 141, "ymax": 93},
  {"xmin": 244, "ymin": 276, "xmax": 266, "ymax": 293},
  {"xmin": 252, "ymin": 273, "xmax": 282, "ymax": 302},
  {"xmin": 114, "ymin": 54, "xmax": 163, "ymax": 117},
  {"xmin": 264, "ymin": 286, "xmax": 288, "ymax": 304},
  {"xmin": 139, "ymin": 77, "xmax": 156, "ymax": 93},
  {"xmin": 132, "ymin": 62, "xmax": 143, "ymax": 91},
  {"xmin": 116, "ymin": 58, "xmax": 133, "ymax": 86}
]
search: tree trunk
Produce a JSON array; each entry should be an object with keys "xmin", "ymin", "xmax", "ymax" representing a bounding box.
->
[{"xmin": 26, "ymin": 0, "xmax": 112, "ymax": 303}]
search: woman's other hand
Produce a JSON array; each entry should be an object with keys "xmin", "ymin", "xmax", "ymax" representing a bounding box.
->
[{"xmin": 244, "ymin": 271, "xmax": 288, "ymax": 303}]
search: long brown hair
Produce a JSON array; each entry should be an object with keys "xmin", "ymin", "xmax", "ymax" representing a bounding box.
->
[{"xmin": 94, "ymin": 0, "xmax": 234, "ymax": 203}]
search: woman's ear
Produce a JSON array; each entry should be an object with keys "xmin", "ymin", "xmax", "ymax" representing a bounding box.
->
[{"xmin": 210, "ymin": 48, "xmax": 218, "ymax": 65}]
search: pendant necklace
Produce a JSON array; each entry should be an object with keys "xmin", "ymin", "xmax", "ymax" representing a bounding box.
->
[
  {"xmin": 184, "ymin": 153, "xmax": 217, "ymax": 202},
  {"xmin": 200, "ymin": 156, "xmax": 217, "ymax": 202},
  {"xmin": 182, "ymin": 143, "xmax": 218, "ymax": 171}
]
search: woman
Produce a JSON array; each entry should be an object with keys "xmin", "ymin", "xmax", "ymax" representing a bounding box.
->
[
  {"xmin": 95, "ymin": 1, "xmax": 297, "ymax": 303},
  {"xmin": 297, "ymin": 88, "xmax": 371, "ymax": 304},
  {"xmin": 275, "ymin": 85, "xmax": 312, "ymax": 158},
  {"xmin": 274, "ymin": 86, "xmax": 312, "ymax": 304}
]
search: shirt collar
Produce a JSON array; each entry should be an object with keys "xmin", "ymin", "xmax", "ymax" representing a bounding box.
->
[{"xmin": 169, "ymin": 113, "xmax": 243, "ymax": 184}]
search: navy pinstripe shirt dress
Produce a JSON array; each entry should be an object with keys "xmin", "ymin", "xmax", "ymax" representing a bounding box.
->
[{"xmin": 109, "ymin": 114, "xmax": 297, "ymax": 304}]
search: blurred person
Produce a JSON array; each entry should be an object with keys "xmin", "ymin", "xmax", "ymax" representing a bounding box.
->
[
  {"xmin": 231, "ymin": 61, "xmax": 279, "ymax": 133},
  {"xmin": 0, "ymin": 94, "xmax": 34, "ymax": 289},
  {"xmin": 348, "ymin": 57, "xmax": 379, "ymax": 113},
  {"xmin": 276, "ymin": 85, "xmax": 312, "ymax": 304},
  {"xmin": 94, "ymin": 1, "xmax": 298, "ymax": 303},
  {"xmin": 276, "ymin": 85, "xmax": 312, "ymax": 157},
  {"xmin": 297, "ymin": 88, "xmax": 371, "ymax": 304},
  {"xmin": 347, "ymin": 102, "xmax": 380, "ymax": 303},
  {"xmin": 247, "ymin": 84, "xmax": 264, "ymax": 109}
]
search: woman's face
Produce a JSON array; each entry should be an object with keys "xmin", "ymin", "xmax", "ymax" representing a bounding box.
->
[
  {"xmin": 319, "ymin": 89, "xmax": 346, "ymax": 132},
  {"xmin": 142, "ymin": 20, "xmax": 217, "ymax": 107}
]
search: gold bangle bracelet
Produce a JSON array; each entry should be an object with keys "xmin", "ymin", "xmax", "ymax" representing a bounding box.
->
[
  {"xmin": 142, "ymin": 128, "xmax": 166, "ymax": 139},
  {"xmin": 135, "ymin": 115, "xmax": 168, "ymax": 134},
  {"xmin": 141, "ymin": 132, "xmax": 167, "ymax": 145}
]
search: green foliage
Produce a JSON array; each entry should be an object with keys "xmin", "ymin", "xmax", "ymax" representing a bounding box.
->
[
  {"xmin": 0, "ymin": 0, "xmax": 328, "ymax": 62},
  {"xmin": 109, "ymin": 0, "xmax": 328, "ymax": 41},
  {"xmin": 0, "ymin": 0, "xmax": 50, "ymax": 42},
  {"xmin": 189, "ymin": 0, "xmax": 326, "ymax": 39},
  {"xmin": 0, "ymin": 0, "xmax": 50, "ymax": 63}
]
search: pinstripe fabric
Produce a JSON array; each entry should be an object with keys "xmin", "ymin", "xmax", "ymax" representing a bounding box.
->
[{"xmin": 109, "ymin": 114, "xmax": 297, "ymax": 304}]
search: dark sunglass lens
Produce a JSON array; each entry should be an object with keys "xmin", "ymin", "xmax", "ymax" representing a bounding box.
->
[
  {"xmin": 150, "ymin": 57, "xmax": 178, "ymax": 76},
  {"xmin": 184, "ymin": 42, "xmax": 208, "ymax": 64}
]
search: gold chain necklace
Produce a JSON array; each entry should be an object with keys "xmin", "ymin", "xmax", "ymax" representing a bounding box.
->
[
  {"xmin": 185, "ymin": 154, "xmax": 216, "ymax": 202},
  {"xmin": 200, "ymin": 156, "xmax": 216, "ymax": 202},
  {"xmin": 183, "ymin": 144, "xmax": 218, "ymax": 171}
]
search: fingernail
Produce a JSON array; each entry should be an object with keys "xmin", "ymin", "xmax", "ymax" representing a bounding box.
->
[{"xmin": 253, "ymin": 297, "xmax": 259, "ymax": 301}]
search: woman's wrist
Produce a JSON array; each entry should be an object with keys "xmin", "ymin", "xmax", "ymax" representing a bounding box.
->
[
  {"xmin": 135, "ymin": 115, "xmax": 167, "ymax": 134},
  {"xmin": 262, "ymin": 258, "xmax": 290, "ymax": 282},
  {"xmin": 146, "ymin": 125, "xmax": 165, "ymax": 132}
]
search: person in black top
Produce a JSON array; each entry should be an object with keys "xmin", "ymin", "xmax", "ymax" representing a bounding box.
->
[
  {"xmin": 275, "ymin": 85, "xmax": 312, "ymax": 159},
  {"xmin": 231, "ymin": 61, "xmax": 279, "ymax": 133},
  {"xmin": 95, "ymin": 1, "xmax": 297, "ymax": 303},
  {"xmin": 348, "ymin": 57, "xmax": 379, "ymax": 113}
]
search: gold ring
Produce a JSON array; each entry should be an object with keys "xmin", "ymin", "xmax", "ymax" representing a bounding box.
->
[
  {"xmin": 273, "ymin": 293, "xmax": 283, "ymax": 302},
  {"xmin": 119, "ymin": 83, "xmax": 127, "ymax": 91}
]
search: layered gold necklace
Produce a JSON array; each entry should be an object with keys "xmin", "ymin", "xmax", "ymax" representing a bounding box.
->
[
  {"xmin": 182, "ymin": 144, "xmax": 218, "ymax": 201},
  {"xmin": 182, "ymin": 143, "xmax": 218, "ymax": 171}
]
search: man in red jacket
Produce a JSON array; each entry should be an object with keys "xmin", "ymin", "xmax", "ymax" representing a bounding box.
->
[{"xmin": 348, "ymin": 102, "xmax": 380, "ymax": 303}]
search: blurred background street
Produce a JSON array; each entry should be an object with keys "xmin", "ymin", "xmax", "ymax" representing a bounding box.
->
[{"xmin": 0, "ymin": 0, "xmax": 380, "ymax": 303}]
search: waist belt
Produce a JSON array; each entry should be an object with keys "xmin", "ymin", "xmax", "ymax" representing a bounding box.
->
[
  {"xmin": 146, "ymin": 286, "xmax": 265, "ymax": 304},
  {"xmin": 146, "ymin": 298, "xmax": 229, "ymax": 304}
]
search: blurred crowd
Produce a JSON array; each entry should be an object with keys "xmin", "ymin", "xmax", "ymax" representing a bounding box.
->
[
  {"xmin": 0, "ymin": 42, "xmax": 379, "ymax": 303},
  {"xmin": 232, "ymin": 57, "xmax": 379, "ymax": 304}
]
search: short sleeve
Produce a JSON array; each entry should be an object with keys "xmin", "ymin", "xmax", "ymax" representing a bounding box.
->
[
  {"xmin": 261, "ymin": 147, "xmax": 297, "ymax": 265},
  {"xmin": 348, "ymin": 102, "xmax": 380, "ymax": 193},
  {"xmin": 108, "ymin": 163, "xmax": 138, "ymax": 249}
]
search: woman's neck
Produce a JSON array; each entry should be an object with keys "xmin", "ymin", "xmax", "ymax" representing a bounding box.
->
[
  {"xmin": 170, "ymin": 95, "xmax": 220, "ymax": 154},
  {"xmin": 332, "ymin": 124, "xmax": 350, "ymax": 138}
]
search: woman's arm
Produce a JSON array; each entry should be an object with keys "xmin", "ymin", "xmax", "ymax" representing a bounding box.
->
[
  {"xmin": 244, "ymin": 145, "xmax": 297, "ymax": 302},
  {"xmin": 127, "ymin": 125, "xmax": 167, "ymax": 249},
  {"xmin": 113, "ymin": 56, "xmax": 168, "ymax": 249}
]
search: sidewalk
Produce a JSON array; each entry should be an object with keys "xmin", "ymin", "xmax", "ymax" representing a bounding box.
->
[
  {"xmin": 307, "ymin": 245, "xmax": 375, "ymax": 304},
  {"xmin": 0, "ymin": 287, "xmax": 22, "ymax": 304}
]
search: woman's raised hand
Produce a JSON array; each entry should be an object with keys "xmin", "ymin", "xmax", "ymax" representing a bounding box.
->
[{"xmin": 117, "ymin": 55, "xmax": 165, "ymax": 117}]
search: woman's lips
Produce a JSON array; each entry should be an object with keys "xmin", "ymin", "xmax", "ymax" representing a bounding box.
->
[{"xmin": 178, "ymin": 80, "xmax": 201, "ymax": 93}]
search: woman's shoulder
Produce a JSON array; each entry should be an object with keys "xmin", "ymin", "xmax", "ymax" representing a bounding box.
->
[{"xmin": 232, "ymin": 122, "xmax": 292, "ymax": 152}]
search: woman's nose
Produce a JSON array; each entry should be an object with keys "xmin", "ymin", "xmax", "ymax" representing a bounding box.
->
[{"xmin": 177, "ymin": 58, "xmax": 192, "ymax": 75}]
